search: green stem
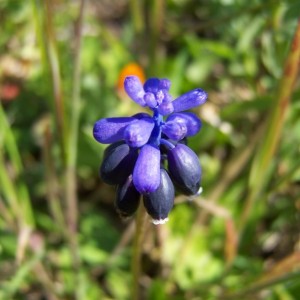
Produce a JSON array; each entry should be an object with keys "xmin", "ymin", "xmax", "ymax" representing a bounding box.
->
[
  {"xmin": 240, "ymin": 19, "xmax": 300, "ymax": 230},
  {"xmin": 44, "ymin": 0, "xmax": 66, "ymax": 164},
  {"xmin": 223, "ymin": 270, "xmax": 300, "ymax": 300},
  {"xmin": 43, "ymin": 124, "xmax": 65, "ymax": 232},
  {"xmin": 64, "ymin": 1, "xmax": 86, "ymax": 298},
  {"xmin": 131, "ymin": 203, "xmax": 147, "ymax": 300},
  {"xmin": 0, "ymin": 104, "xmax": 34, "ymax": 227},
  {"xmin": 130, "ymin": 0, "xmax": 144, "ymax": 35},
  {"xmin": 148, "ymin": 0, "xmax": 165, "ymax": 76},
  {"xmin": 249, "ymin": 19, "xmax": 300, "ymax": 191},
  {"xmin": 65, "ymin": 0, "xmax": 85, "ymax": 238}
]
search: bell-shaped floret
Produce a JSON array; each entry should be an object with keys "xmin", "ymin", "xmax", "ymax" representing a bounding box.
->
[
  {"xmin": 124, "ymin": 76, "xmax": 146, "ymax": 106},
  {"xmin": 162, "ymin": 121, "xmax": 187, "ymax": 141},
  {"xmin": 167, "ymin": 144, "xmax": 201, "ymax": 195},
  {"xmin": 115, "ymin": 175, "xmax": 140, "ymax": 218},
  {"xmin": 172, "ymin": 88, "xmax": 207, "ymax": 112},
  {"xmin": 143, "ymin": 168, "xmax": 174, "ymax": 224},
  {"xmin": 166, "ymin": 112, "xmax": 202, "ymax": 136},
  {"xmin": 133, "ymin": 144, "xmax": 161, "ymax": 194},
  {"xmin": 93, "ymin": 117, "xmax": 137, "ymax": 144},
  {"xmin": 124, "ymin": 118, "xmax": 154, "ymax": 147},
  {"xmin": 100, "ymin": 142, "xmax": 138, "ymax": 185}
]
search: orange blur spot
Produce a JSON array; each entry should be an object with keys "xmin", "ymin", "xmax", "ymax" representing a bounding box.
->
[{"xmin": 117, "ymin": 62, "xmax": 146, "ymax": 93}]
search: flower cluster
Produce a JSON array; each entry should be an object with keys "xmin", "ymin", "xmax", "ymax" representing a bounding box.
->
[{"xmin": 93, "ymin": 76, "xmax": 207, "ymax": 224}]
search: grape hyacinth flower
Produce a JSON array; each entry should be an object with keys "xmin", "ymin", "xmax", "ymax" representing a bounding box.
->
[{"xmin": 93, "ymin": 76, "xmax": 207, "ymax": 224}]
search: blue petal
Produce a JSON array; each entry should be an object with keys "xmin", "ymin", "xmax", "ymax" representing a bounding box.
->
[
  {"xmin": 144, "ymin": 78, "xmax": 160, "ymax": 93},
  {"xmin": 133, "ymin": 144, "xmax": 161, "ymax": 194},
  {"xmin": 158, "ymin": 79, "xmax": 171, "ymax": 91},
  {"xmin": 172, "ymin": 88, "xmax": 208, "ymax": 112},
  {"xmin": 124, "ymin": 118, "xmax": 155, "ymax": 147},
  {"xmin": 124, "ymin": 76, "xmax": 146, "ymax": 106},
  {"xmin": 166, "ymin": 112, "xmax": 202, "ymax": 136},
  {"xmin": 162, "ymin": 121, "xmax": 187, "ymax": 141},
  {"xmin": 93, "ymin": 117, "xmax": 136, "ymax": 144}
]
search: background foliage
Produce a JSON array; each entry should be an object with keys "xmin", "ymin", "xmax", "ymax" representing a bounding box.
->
[{"xmin": 0, "ymin": 0, "xmax": 300, "ymax": 299}]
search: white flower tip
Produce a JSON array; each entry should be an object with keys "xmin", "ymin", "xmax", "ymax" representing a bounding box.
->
[
  {"xmin": 197, "ymin": 186, "xmax": 203, "ymax": 196},
  {"xmin": 151, "ymin": 218, "xmax": 169, "ymax": 225},
  {"xmin": 188, "ymin": 187, "xmax": 203, "ymax": 201}
]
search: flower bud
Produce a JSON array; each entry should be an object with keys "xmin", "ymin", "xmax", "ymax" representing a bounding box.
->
[
  {"xmin": 158, "ymin": 79, "xmax": 171, "ymax": 91},
  {"xmin": 167, "ymin": 144, "xmax": 201, "ymax": 195},
  {"xmin": 162, "ymin": 121, "xmax": 187, "ymax": 141},
  {"xmin": 133, "ymin": 144, "xmax": 161, "ymax": 194},
  {"xmin": 124, "ymin": 76, "xmax": 146, "ymax": 106},
  {"xmin": 143, "ymin": 168, "xmax": 174, "ymax": 224},
  {"xmin": 166, "ymin": 112, "xmax": 202, "ymax": 136},
  {"xmin": 144, "ymin": 78, "xmax": 160, "ymax": 93},
  {"xmin": 124, "ymin": 118, "xmax": 154, "ymax": 147},
  {"xmin": 100, "ymin": 142, "xmax": 138, "ymax": 185},
  {"xmin": 115, "ymin": 175, "xmax": 140, "ymax": 218},
  {"xmin": 93, "ymin": 117, "xmax": 137, "ymax": 144},
  {"xmin": 172, "ymin": 88, "xmax": 207, "ymax": 112}
]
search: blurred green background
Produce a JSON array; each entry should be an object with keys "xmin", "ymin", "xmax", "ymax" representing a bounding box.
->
[{"xmin": 0, "ymin": 0, "xmax": 300, "ymax": 299}]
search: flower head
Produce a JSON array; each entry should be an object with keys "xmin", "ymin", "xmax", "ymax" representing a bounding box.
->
[{"xmin": 93, "ymin": 75, "xmax": 207, "ymax": 223}]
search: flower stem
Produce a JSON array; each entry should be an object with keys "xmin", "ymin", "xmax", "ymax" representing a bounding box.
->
[
  {"xmin": 131, "ymin": 202, "xmax": 147, "ymax": 300},
  {"xmin": 130, "ymin": 0, "xmax": 144, "ymax": 35},
  {"xmin": 44, "ymin": 0, "xmax": 66, "ymax": 164},
  {"xmin": 64, "ymin": 0, "xmax": 85, "ymax": 298},
  {"xmin": 149, "ymin": 110, "xmax": 163, "ymax": 146},
  {"xmin": 148, "ymin": 0, "xmax": 165, "ymax": 76},
  {"xmin": 239, "ymin": 18, "xmax": 300, "ymax": 232}
]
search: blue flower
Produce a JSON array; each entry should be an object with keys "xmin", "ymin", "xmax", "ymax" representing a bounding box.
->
[{"xmin": 93, "ymin": 76, "xmax": 207, "ymax": 223}]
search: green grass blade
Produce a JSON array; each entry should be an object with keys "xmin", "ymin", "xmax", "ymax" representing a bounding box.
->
[{"xmin": 249, "ymin": 19, "xmax": 300, "ymax": 193}]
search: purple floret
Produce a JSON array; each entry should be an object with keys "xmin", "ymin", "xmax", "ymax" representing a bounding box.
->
[
  {"xmin": 172, "ymin": 88, "xmax": 208, "ymax": 112},
  {"xmin": 93, "ymin": 117, "xmax": 137, "ymax": 144},
  {"xmin": 124, "ymin": 76, "xmax": 146, "ymax": 106},
  {"xmin": 124, "ymin": 118, "xmax": 155, "ymax": 147},
  {"xmin": 132, "ymin": 144, "xmax": 161, "ymax": 194}
]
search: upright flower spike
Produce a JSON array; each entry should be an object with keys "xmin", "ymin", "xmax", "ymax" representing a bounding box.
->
[{"xmin": 93, "ymin": 75, "xmax": 207, "ymax": 223}]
